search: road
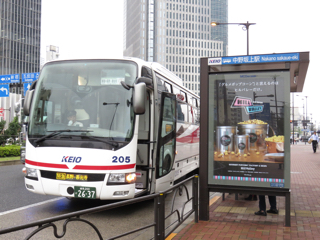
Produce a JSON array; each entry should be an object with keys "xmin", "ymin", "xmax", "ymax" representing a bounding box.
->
[
  {"xmin": 0, "ymin": 164, "xmax": 58, "ymax": 213},
  {"xmin": 0, "ymin": 164, "xmax": 211, "ymax": 240}
]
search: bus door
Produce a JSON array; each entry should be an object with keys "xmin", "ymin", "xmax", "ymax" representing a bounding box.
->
[
  {"xmin": 155, "ymin": 92, "xmax": 177, "ymax": 192},
  {"xmin": 135, "ymin": 92, "xmax": 151, "ymax": 193}
]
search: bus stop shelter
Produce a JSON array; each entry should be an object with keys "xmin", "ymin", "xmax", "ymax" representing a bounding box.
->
[{"xmin": 199, "ymin": 52, "xmax": 309, "ymax": 227}]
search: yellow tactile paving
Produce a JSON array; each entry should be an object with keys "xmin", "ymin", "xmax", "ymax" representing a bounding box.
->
[
  {"xmin": 295, "ymin": 210, "xmax": 313, "ymax": 217},
  {"xmin": 245, "ymin": 207, "xmax": 257, "ymax": 214},
  {"xmin": 312, "ymin": 211, "xmax": 320, "ymax": 217},
  {"xmin": 279, "ymin": 209, "xmax": 295, "ymax": 216},
  {"xmin": 230, "ymin": 207, "xmax": 247, "ymax": 213},
  {"xmin": 213, "ymin": 206, "xmax": 232, "ymax": 212}
]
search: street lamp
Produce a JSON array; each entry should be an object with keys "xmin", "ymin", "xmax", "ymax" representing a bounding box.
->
[
  {"xmin": 303, "ymin": 96, "xmax": 308, "ymax": 121},
  {"xmin": 296, "ymin": 94, "xmax": 309, "ymax": 137},
  {"xmin": 296, "ymin": 95, "xmax": 308, "ymax": 120},
  {"xmin": 210, "ymin": 21, "xmax": 256, "ymax": 55}
]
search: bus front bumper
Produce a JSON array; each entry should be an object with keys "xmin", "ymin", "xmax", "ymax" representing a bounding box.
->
[{"xmin": 24, "ymin": 177, "xmax": 136, "ymax": 200}]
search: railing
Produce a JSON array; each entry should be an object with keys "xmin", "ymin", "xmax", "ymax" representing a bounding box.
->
[{"xmin": 0, "ymin": 175, "xmax": 199, "ymax": 240}]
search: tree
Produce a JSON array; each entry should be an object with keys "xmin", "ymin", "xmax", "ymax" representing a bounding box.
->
[
  {"xmin": 0, "ymin": 120, "xmax": 6, "ymax": 145},
  {"xmin": 4, "ymin": 116, "xmax": 21, "ymax": 143}
]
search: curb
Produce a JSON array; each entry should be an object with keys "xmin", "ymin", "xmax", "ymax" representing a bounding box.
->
[{"xmin": 0, "ymin": 160, "xmax": 22, "ymax": 166}]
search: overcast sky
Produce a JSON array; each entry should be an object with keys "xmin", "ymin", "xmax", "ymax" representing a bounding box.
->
[{"xmin": 41, "ymin": 0, "xmax": 319, "ymax": 124}]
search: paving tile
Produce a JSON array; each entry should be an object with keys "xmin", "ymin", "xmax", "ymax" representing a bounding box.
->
[
  {"xmin": 278, "ymin": 209, "xmax": 295, "ymax": 216},
  {"xmin": 213, "ymin": 206, "xmax": 232, "ymax": 213},
  {"xmin": 312, "ymin": 211, "xmax": 320, "ymax": 217},
  {"xmin": 295, "ymin": 210, "xmax": 313, "ymax": 217},
  {"xmin": 229, "ymin": 207, "xmax": 247, "ymax": 214}
]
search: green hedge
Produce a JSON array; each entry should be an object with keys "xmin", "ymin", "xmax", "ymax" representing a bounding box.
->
[{"xmin": 0, "ymin": 145, "xmax": 21, "ymax": 157}]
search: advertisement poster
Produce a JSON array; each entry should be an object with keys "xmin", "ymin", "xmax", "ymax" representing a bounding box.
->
[{"xmin": 211, "ymin": 71, "xmax": 289, "ymax": 187}]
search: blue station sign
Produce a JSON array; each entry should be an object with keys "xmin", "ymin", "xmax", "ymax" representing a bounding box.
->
[
  {"xmin": 0, "ymin": 74, "xmax": 20, "ymax": 84},
  {"xmin": 22, "ymin": 72, "xmax": 39, "ymax": 83},
  {"xmin": 208, "ymin": 53, "xmax": 300, "ymax": 66}
]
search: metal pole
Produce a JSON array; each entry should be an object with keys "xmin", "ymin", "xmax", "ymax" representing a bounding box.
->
[
  {"xmin": 246, "ymin": 21, "xmax": 249, "ymax": 55},
  {"xmin": 154, "ymin": 193, "xmax": 165, "ymax": 240},
  {"xmin": 285, "ymin": 192, "xmax": 291, "ymax": 227},
  {"xmin": 305, "ymin": 96, "xmax": 308, "ymax": 121},
  {"xmin": 292, "ymin": 93, "xmax": 294, "ymax": 144},
  {"xmin": 193, "ymin": 175, "xmax": 199, "ymax": 223}
]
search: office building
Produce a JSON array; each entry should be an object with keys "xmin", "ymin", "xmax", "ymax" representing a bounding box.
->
[
  {"xmin": 123, "ymin": 0, "xmax": 228, "ymax": 95},
  {"xmin": 0, "ymin": 0, "xmax": 41, "ymax": 123}
]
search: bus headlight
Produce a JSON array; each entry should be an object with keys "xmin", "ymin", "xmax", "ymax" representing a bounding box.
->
[
  {"xmin": 107, "ymin": 173, "xmax": 136, "ymax": 185},
  {"xmin": 26, "ymin": 168, "xmax": 38, "ymax": 180}
]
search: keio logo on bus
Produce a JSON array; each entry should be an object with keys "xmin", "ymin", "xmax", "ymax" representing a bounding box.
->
[{"xmin": 62, "ymin": 156, "xmax": 82, "ymax": 163}]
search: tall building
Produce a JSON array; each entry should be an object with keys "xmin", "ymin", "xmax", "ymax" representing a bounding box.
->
[
  {"xmin": 123, "ymin": 0, "xmax": 228, "ymax": 95},
  {"xmin": 210, "ymin": 0, "xmax": 228, "ymax": 56},
  {"xmin": 0, "ymin": 0, "xmax": 41, "ymax": 123}
]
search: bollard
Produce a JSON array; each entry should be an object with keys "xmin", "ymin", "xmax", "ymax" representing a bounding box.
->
[
  {"xmin": 193, "ymin": 175, "xmax": 199, "ymax": 223},
  {"xmin": 154, "ymin": 193, "xmax": 165, "ymax": 240}
]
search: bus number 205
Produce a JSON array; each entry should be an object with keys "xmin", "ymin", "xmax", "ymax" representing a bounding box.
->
[{"xmin": 112, "ymin": 156, "xmax": 131, "ymax": 163}]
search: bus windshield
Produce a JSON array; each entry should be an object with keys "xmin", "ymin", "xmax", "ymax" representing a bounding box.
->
[{"xmin": 28, "ymin": 60, "xmax": 137, "ymax": 149}]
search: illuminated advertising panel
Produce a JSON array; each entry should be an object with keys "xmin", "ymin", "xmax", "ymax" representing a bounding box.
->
[{"xmin": 208, "ymin": 71, "xmax": 290, "ymax": 188}]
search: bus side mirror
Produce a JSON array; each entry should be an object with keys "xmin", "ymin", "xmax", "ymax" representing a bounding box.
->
[
  {"xmin": 136, "ymin": 77, "xmax": 152, "ymax": 87},
  {"xmin": 23, "ymin": 90, "xmax": 34, "ymax": 116},
  {"xmin": 133, "ymin": 82, "xmax": 146, "ymax": 115},
  {"xmin": 14, "ymin": 102, "xmax": 21, "ymax": 113}
]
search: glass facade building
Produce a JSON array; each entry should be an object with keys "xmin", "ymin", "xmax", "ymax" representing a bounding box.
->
[
  {"xmin": 0, "ymin": 0, "xmax": 41, "ymax": 122},
  {"xmin": 123, "ymin": 0, "xmax": 228, "ymax": 96},
  {"xmin": 0, "ymin": 0, "xmax": 41, "ymax": 75}
]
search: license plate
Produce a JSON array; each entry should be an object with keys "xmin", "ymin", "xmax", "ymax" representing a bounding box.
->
[{"xmin": 74, "ymin": 186, "xmax": 96, "ymax": 199}]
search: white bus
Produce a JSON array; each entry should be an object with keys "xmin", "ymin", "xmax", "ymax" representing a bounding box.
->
[{"xmin": 23, "ymin": 58, "xmax": 200, "ymax": 200}]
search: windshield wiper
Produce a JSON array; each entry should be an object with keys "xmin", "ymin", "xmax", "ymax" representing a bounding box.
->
[
  {"xmin": 34, "ymin": 130, "xmax": 92, "ymax": 144},
  {"xmin": 81, "ymin": 135, "xmax": 119, "ymax": 148}
]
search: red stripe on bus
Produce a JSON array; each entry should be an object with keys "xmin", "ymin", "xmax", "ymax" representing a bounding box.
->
[
  {"xmin": 73, "ymin": 164, "xmax": 136, "ymax": 170},
  {"xmin": 25, "ymin": 159, "xmax": 135, "ymax": 170},
  {"xmin": 25, "ymin": 159, "xmax": 69, "ymax": 169}
]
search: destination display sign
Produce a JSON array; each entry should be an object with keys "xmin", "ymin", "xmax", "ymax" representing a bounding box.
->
[{"xmin": 208, "ymin": 53, "xmax": 300, "ymax": 66}]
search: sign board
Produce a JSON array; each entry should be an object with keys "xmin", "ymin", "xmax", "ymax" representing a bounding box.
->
[
  {"xmin": 0, "ymin": 84, "xmax": 9, "ymax": 97},
  {"xmin": 199, "ymin": 52, "xmax": 309, "ymax": 224},
  {"xmin": 22, "ymin": 72, "xmax": 39, "ymax": 83},
  {"xmin": 208, "ymin": 53, "xmax": 300, "ymax": 66},
  {"xmin": 208, "ymin": 71, "xmax": 288, "ymax": 188},
  {"xmin": 0, "ymin": 74, "xmax": 20, "ymax": 84},
  {"xmin": 23, "ymin": 83, "xmax": 32, "ymax": 96}
]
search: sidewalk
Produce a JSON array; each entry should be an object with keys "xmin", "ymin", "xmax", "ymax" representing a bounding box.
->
[{"xmin": 172, "ymin": 142, "xmax": 320, "ymax": 239}]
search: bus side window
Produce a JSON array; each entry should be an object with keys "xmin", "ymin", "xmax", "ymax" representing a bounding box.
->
[
  {"xmin": 177, "ymin": 101, "xmax": 188, "ymax": 122},
  {"xmin": 164, "ymin": 82, "xmax": 172, "ymax": 93},
  {"xmin": 156, "ymin": 76, "xmax": 168, "ymax": 92},
  {"xmin": 188, "ymin": 105, "xmax": 194, "ymax": 124}
]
